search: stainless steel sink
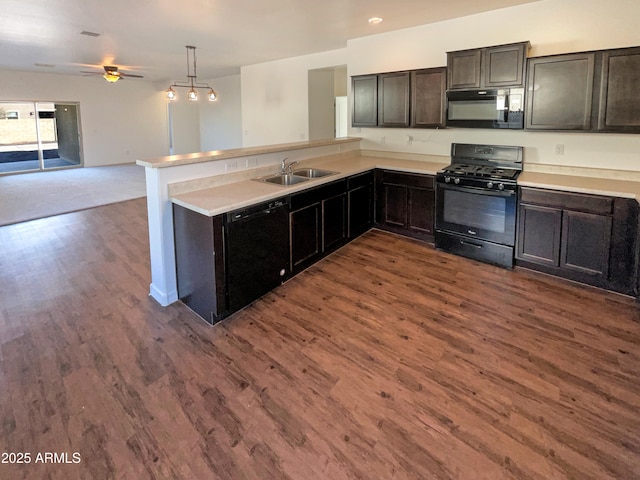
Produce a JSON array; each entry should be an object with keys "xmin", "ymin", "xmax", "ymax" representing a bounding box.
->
[
  {"xmin": 258, "ymin": 174, "xmax": 309, "ymax": 186},
  {"xmin": 292, "ymin": 168, "xmax": 337, "ymax": 178},
  {"xmin": 253, "ymin": 167, "xmax": 337, "ymax": 186}
]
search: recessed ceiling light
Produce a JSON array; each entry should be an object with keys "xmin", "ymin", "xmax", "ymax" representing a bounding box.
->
[
  {"xmin": 80, "ymin": 30, "xmax": 101, "ymax": 37},
  {"xmin": 368, "ymin": 17, "xmax": 383, "ymax": 24}
]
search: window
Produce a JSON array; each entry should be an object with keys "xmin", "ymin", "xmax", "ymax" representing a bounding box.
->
[{"xmin": 5, "ymin": 111, "xmax": 18, "ymax": 120}]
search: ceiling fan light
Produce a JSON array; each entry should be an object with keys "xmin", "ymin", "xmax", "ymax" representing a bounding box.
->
[
  {"xmin": 103, "ymin": 72, "xmax": 120, "ymax": 83},
  {"xmin": 166, "ymin": 87, "xmax": 177, "ymax": 101},
  {"xmin": 207, "ymin": 89, "xmax": 218, "ymax": 102},
  {"xmin": 187, "ymin": 88, "xmax": 198, "ymax": 101}
]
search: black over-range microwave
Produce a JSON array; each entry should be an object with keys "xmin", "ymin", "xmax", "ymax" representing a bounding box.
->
[{"xmin": 446, "ymin": 88, "xmax": 524, "ymax": 129}]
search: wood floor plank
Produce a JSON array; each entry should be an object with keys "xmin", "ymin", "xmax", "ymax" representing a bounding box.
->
[{"xmin": 1, "ymin": 199, "xmax": 639, "ymax": 479}]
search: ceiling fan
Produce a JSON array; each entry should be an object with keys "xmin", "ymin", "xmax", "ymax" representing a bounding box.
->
[{"xmin": 82, "ymin": 65, "xmax": 144, "ymax": 83}]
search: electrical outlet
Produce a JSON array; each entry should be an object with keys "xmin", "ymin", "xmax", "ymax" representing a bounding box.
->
[
  {"xmin": 226, "ymin": 160, "xmax": 238, "ymax": 171},
  {"xmin": 555, "ymin": 144, "xmax": 565, "ymax": 155},
  {"xmin": 246, "ymin": 158, "xmax": 258, "ymax": 168}
]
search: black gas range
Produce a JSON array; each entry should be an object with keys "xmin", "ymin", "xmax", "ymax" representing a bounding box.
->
[{"xmin": 435, "ymin": 143, "xmax": 524, "ymax": 268}]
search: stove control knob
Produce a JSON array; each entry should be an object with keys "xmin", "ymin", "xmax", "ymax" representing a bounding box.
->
[
  {"xmin": 453, "ymin": 177, "xmax": 460, "ymax": 185},
  {"xmin": 498, "ymin": 183, "xmax": 505, "ymax": 191},
  {"xmin": 444, "ymin": 176, "xmax": 451, "ymax": 183},
  {"xmin": 487, "ymin": 182, "xmax": 494, "ymax": 189}
]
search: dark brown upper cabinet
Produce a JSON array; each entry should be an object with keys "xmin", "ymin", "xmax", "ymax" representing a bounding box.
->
[
  {"xmin": 378, "ymin": 71, "xmax": 411, "ymax": 127},
  {"xmin": 447, "ymin": 41, "xmax": 530, "ymax": 90},
  {"xmin": 351, "ymin": 74, "xmax": 378, "ymax": 127},
  {"xmin": 411, "ymin": 67, "xmax": 446, "ymax": 128},
  {"xmin": 597, "ymin": 46, "xmax": 640, "ymax": 133},
  {"xmin": 352, "ymin": 68, "xmax": 446, "ymax": 129},
  {"xmin": 447, "ymin": 49, "xmax": 482, "ymax": 89},
  {"xmin": 525, "ymin": 52, "xmax": 596, "ymax": 130},
  {"xmin": 526, "ymin": 45, "xmax": 640, "ymax": 133}
]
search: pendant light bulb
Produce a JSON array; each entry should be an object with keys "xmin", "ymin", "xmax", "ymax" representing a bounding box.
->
[
  {"xmin": 187, "ymin": 88, "xmax": 198, "ymax": 101},
  {"xmin": 166, "ymin": 87, "xmax": 177, "ymax": 101},
  {"xmin": 208, "ymin": 89, "xmax": 218, "ymax": 102}
]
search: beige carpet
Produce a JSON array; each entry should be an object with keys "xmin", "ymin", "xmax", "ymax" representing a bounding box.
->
[{"xmin": 0, "ymin": 163, "xmax": 146, "ymax": 226}]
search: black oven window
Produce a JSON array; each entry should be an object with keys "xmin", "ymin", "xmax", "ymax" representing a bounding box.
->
[{"xmin": 443, "ymin": 189, "xmax": 506, "ymax": 233}]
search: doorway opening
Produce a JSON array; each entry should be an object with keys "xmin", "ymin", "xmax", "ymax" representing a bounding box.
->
[
  {"xmin": 0, "ymin": 102, "xmax": 83, "ymax": 175},
  {"xmin": 308, "ymin": 65, "xmax": 348, "ymax": 140}
]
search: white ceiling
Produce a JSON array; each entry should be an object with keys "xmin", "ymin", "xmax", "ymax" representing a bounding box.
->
[{"xmin": 0, "ymin": 0, "xmax": 540, "ymax": 82}]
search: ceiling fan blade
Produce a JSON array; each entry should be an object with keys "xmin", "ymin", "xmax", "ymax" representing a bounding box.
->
[
  {"xmin": 120, "ymin": 73, "xmax": 144, "ymax": 78},
  {"xmin": 80, "ymin": 71, "xmax": 103, "ymax": 75}
]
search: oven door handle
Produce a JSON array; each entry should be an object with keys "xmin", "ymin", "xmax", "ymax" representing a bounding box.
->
[{"xmin": 437, "ymin": 183, "xmax": 516, "ymax": 197}]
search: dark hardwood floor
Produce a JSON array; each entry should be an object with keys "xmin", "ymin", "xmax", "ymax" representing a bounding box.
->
[{"xmin": 1, "ymin": 197, "xmax": 639, "ymax": 479}]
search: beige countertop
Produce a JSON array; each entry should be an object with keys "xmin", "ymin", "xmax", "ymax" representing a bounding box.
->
[
  {"xmin": 137, "ymin": 137, "xmax": 362, "ymax": 168},
  {"xmin": 171, "ymin": 154, "xmax": 448, "ymax": 216},
  {"xmin": 171, "ymin": 151, "xmax": 640, "ymax": 217},
  {"xmin": 519, "ymin": 171, "xmax": 640, "ymax": 199}
]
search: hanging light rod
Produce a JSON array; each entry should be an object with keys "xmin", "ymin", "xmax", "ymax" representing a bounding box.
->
[{"xmin": 166, "ymin": 46, "xmax": 218, "ymax": 102}]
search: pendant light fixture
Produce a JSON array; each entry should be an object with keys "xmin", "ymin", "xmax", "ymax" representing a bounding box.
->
[{"xmin": 165, "ymin": 46, "xmax": 218, "ymax": 102}]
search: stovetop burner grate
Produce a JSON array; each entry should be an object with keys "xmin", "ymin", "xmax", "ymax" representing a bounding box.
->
[{"xmin": 442, "ymin": 163, "xmax": 520, "ymax": 181}]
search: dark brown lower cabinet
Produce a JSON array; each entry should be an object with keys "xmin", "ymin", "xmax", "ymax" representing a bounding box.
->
[
  {"xmin": 290, "ymin": 179, "xmax": 349, "ymax": 274},
  {"xmin": 408, "ymin": 186, "xmax": 435, "ymax": 236},
  {"xmin": 375, "ymin": 170, "xmax": 435, "ymax": 241},
  {"xmin": 173, "ymin": 205, "xmax": 226, "ymax": 324},
  {"xmin": 322, "ymin": 192, "xmax": 347, "ymax": 252},
  {"xmin": 561, "ymin": 210, "xmax": 612, "ymax": 277},
  {"xmin": 516, "ymin": 187, "xmax": 638, "ymax": 295},
  {"xmin": 516, "ymin": 204, "xmax": 562, "ymax": 266},
  {"xmin": 347, "ymin": 171, "xmax": 374, "ymax": 239},
  {"xmin": 290, "ymin": 202, "xmax": 320, "ymax": 272}
]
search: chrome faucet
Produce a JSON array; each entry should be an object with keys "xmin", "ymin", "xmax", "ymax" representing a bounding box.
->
[{"xmin": 280, "ymin": 157, "xmax": 299, "ymax": 175}]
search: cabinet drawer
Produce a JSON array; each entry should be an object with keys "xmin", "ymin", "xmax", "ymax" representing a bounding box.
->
[
  {"xmin": 520, "ymin": 187, "xmax": 613, "ymax": 215},
  {"xmin": 347, "ymin": 171, "xmax": 374, "ymax": 190},
  {"xmin": 379, "ymin": 171, "xmax": 435, "ymax": 189},
  {"xmin": 290, "ymin": 179, "xmax": 347, "ymax": 210}
]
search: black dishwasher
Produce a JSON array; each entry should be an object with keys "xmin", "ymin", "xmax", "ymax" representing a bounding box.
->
[{"xmin": 224, "ymin": 197, "xmax": 290, "ymax": 314}]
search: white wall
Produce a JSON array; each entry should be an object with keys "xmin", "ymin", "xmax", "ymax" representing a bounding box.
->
[
  {"xmin": 241, "ymin": 48, "xmax": 347, "ymax": 147},
  {"xmin": 308, "ymin": 69, "xmax": 336, "ymax": 140},
  {"xmin": 0, "ymin": 70, "xmax": 168, "ymax": 167},
  {"xmin": 334, "ymin": 66, "xmax": 348, "ymax": 97},
  {"xmin": 168, "ymin": 100, "xmax": 201, "ymax": 155},
  {"xmin": 347, "ymin": 0, "xmax": 640, "ymax": 171},
  {"xmin": 199, "ymin": 74, "xmax": 242, "ymax": 152}
]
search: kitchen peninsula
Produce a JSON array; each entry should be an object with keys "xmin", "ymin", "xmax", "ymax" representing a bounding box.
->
[
  {"xmin": 137, "ymin": 137, "xmax": 455, "ymax": 309},
  {"xmin": 137, "ymin": 137, "xmax": 366, "ymax": 307}
]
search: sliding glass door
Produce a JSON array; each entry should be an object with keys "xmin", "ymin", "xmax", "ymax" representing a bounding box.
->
[
  {"xmin": 0, "ymin": 101, "xmax": 82, "ymax": 174},
  {"xmin": 0, "ymin": 102, "xmax": 40, "ymax": 174}
]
